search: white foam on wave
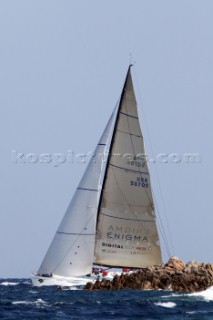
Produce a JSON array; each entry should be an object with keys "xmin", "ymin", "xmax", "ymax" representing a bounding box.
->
[
  {"xmin": 22, "ymin": 280, "xmax": 31, "ymax": 285},
  {"xmin": 29, "ymin": 290, "xmax": 37, "ymax": 294},
  {"xmin": 189, "ymin": 286, "xmax": 213, "ymax": 301},
  {"xmin": 161, "ymin": 293, "xmax": 180, "ymax": 298},
  {"xmin": 65, "ymin": 286, "xmax": 82, "ymax": 291},
  {"xmin": 162, "ymin": 286, "xmax": 213, "ymax": 302},
  {"xmin": 36, "ymin": 298, "xmax": 47, "ymax": 305},
  {"xmin": 155, "ymin": 302, "xmax": 176, "ymax": 308},
  {"xmin": 12, "ymin": 298, "xmax": 47, "ymax": 306},
  {"xmin": 1, "ymin": 282, "xmax": 18, "ymax": 286},
  {"xmin": 12, "ymin": 300, "xmax": 31, "ymax": 305}
]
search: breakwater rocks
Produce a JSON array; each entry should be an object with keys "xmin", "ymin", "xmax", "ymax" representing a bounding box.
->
[{"xmin": 85, "ymin": 257, "xmax": 213, "ymax": 292}]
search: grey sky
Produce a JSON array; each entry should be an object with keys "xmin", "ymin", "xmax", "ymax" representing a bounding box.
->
[{"xmin": 0, "ymin": 0, "xmax": 213, "ymax": 278}]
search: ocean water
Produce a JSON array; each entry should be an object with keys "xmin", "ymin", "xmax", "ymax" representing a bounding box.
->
[{"xmin": 1, "ymin": 279, "xmax": 213, "ymax": 320}]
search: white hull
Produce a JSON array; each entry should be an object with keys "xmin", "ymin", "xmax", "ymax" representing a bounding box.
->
[
  {"xmin": 31, "ymin": 269, "xmax": 124, "ymax": 287},
  {"xmin": 31, "ymin": 274, "xmax": 96, "ymax": 287}
]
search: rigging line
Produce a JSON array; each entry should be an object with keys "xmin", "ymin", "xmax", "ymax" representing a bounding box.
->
[
  {"xmin": 132, "ymin": 67, "xmax": 174, "ymax": 257},
  {"xmin": 158, "ymin": 240, "xmax": 170, "ymax": 261},
  {"xmin": 160, "ymin": 232, "xmax": 172, "ymax": 257},
  {"xmin": 153, "ymin": 202, "xmax": 171, "ymax": 258},
  {"xmin": 152, "ymin": 189, "xmax": 172, "ymax": 258},
  {"xmin": 128, "ymin": 86, "xmax": 172, "ymax": 259},
  {"xmin": 122, "ymin": 77, "xmax": 171, "ymax": 259},
  {"xmin": 153, "ymin": 185, "xmax": 173, "ymax": 257},
  {"xmin": 123, "ymin": 91, "xmax": 171, "ymax": 257}
]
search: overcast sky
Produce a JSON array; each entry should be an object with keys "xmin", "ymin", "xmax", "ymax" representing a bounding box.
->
[{"xmin": 0, "ymin": 0, "xmax": 213, "ymax": 278}]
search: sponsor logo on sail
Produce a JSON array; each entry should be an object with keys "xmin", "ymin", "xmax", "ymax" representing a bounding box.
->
[
  {"xmin": 106, "ymin": 226, "xmax": 149, "ymax": 243},
  {"xmin": 102, "ymin": 242, "xmax": 124, "ymax": 249}
]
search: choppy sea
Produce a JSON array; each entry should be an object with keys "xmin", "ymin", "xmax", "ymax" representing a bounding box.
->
[{"xmin": 1, "ymin": 279, "xmax": 213, "ymax": 319}]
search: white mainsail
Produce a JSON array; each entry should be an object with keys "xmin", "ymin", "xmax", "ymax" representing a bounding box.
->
[
  {"xmin": 94, "ymin": 66, "xmax": 162, "ymax": 267},
  {"xmin": 34, "ymin": 66, "xmax": 162, "ymax": 285},
  {"xmin": 37, "ymin": 110, "xmax": 115, "ymax": 277}
]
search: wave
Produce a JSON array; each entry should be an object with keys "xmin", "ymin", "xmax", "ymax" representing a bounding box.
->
[
  {"xmin": 162, "ymin": 286, "xmax": 213, "ymax": 302},
  {"xmin": 62, "ymin": 286, "xmax": 82, "ymax": 290},
  {"xmin": 189, "ymin": 286, "xmax": 213, "ymax": 301},
  {"xmin": 154, "ymin": 302, "xmax": 176, "ymax": 308}
]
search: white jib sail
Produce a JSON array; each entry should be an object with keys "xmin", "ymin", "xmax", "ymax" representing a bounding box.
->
[
  {"xmin": 94, "ymin": 67, "xmax": 162, "ymax": 268},
  {"xmin": 37, "ymin": 110, "xmax": 116, "ymax": 277}
]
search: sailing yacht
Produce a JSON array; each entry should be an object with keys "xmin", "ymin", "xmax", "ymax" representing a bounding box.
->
[{"xmin": 31, "ymin": 65, "xmax": 162, "ymax": 287}]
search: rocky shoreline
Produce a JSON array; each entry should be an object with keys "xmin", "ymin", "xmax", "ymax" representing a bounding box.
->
[{"xmin": 85, "ymin": 257, "xmax": 213, "ymax": 292}]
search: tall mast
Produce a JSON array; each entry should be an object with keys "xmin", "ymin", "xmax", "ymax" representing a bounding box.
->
[{"xmin": 96, "ymin": 65, "xmax": 133, "ymax": 221}]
